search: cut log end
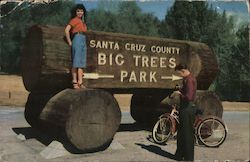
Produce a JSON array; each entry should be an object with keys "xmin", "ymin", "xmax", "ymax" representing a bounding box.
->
[
  {"xmin": 21, "ymin": 26, "xmax": 43, "ymax": 92},
  {"xmin": 65, "ymin": 89, "xmax": 121, "ymax": 151},
  {"xmin": 130, "ymin": 93, "xmax": 170, "ymax": 123},
  {"xmin": 24, "ymin": 92, "xmax": 56, "ymax": 128},
  {"xmin": 130, "ymin": 90, "xmax": 223, "ymax": 124},
  {"xmin": 195, "ymin": 90, "xmax": 223, "ymax": 118},
  {"xmin": 21, "ymin": 25, "xmax": 72, "ymax": 92},
  {"xmin": 39, "ymin": 89, "xmax": 121, "ymax": 151}
]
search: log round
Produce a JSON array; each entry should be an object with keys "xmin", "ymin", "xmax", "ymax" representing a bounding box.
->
[
  {"xmin": 131, "ymin": 90, "xmax": 223, "ymax": 124},
  {"xmin": 24, "ymin": 92, "xmax": 56, "ymax": 128},
  {"xmin": 39, "ymin": 88, "xmax": 121, "ymax": 152},
  {"xmin": 195, "ymin": 90, "xmax": 223, "ymax": 118},
  {"xmin": 21, "ymin": 25, "xmax": 72, "ymax": 92},
  {"xmin": 160, "ymin": 90, "xmax": 223, "ymax": 118},
  {"xmin": 130, "ymin": 93, "xmax": 170, "ymax": 123},
  {"xmin": 130, "ymin": 94, "xmax": 152, "ymax": 123}
]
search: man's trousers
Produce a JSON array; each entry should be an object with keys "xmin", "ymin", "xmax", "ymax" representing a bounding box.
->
[{"xmin": 175, "ymin": 103, "xmax": 196, "ymax": 161}]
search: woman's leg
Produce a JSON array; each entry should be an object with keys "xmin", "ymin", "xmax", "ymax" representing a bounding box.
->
[
  {"xmin": 72, "ymin": 67, "xmax": 79, "ymax": 89},
  {"xmin": 77, "ymin": 68, "xmax": 85, "ymax": 88}
]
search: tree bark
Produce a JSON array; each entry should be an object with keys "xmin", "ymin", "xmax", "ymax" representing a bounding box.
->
[
  {"xmin": 24, "ymin": 92, "xmax": 57, "ymax": 128},
  {"xmin": 130, "ymin": 90, "xmax": 223, "ymax": 123},
  {"xmin": 194, "ymin": 90, "xmax": 223, "ymax": 118},
  {"xmin": 21, "ymin": 25, "xmax": 219, "ymax": 93},
  {"xmin": 40, "ymin": 89, "xmax": 121, "ymax": 151},
  {"xmin": 130, "ymin": 92, "xmax": 172, "ymax": 123}
]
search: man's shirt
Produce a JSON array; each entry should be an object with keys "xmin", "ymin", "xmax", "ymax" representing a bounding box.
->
[{"xmin": 180, "ymin": 73, "xmax": 197, "ymax": 102}]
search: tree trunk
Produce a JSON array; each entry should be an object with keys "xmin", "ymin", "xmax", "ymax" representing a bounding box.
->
[
  {"xmin": 21, "ymin": 25, "xmax": 218, "ymax": 93},
  {"xmin": 39, "ymin": 88, "xmax": 121, "ymax": 152},
  {"xmin": 21, "ymin": 25, "xmax": 72, "ymax": 93},
  {"xmin": 195, "ymin": 90, "xmax": 223, "ymax": 118},
  {"xmin": 130, "ymin": 90, "xmax": 223, "ymax": 123},
  {"xmin": 130, "ymin": 92, "xmax": 171, "ymax": 123},
  {"xmin": 24, "ymin": 92, "xmax": 56, "ymax": 128}
]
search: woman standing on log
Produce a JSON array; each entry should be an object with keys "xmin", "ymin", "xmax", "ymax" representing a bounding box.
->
[{"xmin": 65, "ymin": 4, "xmax": 87, "ymax": 89}]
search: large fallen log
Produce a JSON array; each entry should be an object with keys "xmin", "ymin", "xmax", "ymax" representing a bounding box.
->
[
  {"xmin": 21, "ymin": 25, "xmax": 219, "ymax": 93},
  {"xmin": 24, "ymin": 92, "xmax": 56, "ymax": 128},
  {"xmin": 130, "ymin": 90, "xmax": 223, "ymax": 123},
  {"xmin": 42, "ymin": 89, "xmax": 121, "ymax": 151},
  {"xmin": 195, "ymin": 90, "xmax": 223, "ymax": 118},
  {"xmin": 25, "ymin": 89, "xmax": 121, "ymax": 152}
]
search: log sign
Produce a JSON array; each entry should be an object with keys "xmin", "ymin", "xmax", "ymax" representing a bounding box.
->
[
  {"xmin": 21, "ymin": 26, "xmax": 218, "ymax": 91},
  {"xmin": 86, "ymin": 35, "xmax": 184, "ymax": 88}
]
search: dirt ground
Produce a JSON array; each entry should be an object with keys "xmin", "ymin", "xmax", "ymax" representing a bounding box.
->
[
  {"xmin": 0, "ymin": 75, "xmax": 29, "ymax": 107},
  {"xmin": 0, "ymin": 75, "xmax": 249, "ymax": 111}
]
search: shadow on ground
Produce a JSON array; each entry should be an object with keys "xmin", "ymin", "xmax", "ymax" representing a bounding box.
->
[
  {"xmin": 118, "ymin": 122, "xmax": 153, "ymax": 132},
  {"xmin": 135, "ymin": 143, "xmax": 176, "ymax": 160},
  {"xmin": 12, "ymin": 122, "xmax": 158, "ymax": 155},
  {"xmin": 12, "ymin": 127, "xmax": 108, "ymax": 154}
]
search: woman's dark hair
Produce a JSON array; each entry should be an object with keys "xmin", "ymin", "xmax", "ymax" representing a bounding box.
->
[
  {"xmin": 175, "ymin": 64, "xmax": 188, "ymax": 71},
  {"xmin": 70, "ymin": 4, "xmax": 87, "ymax": 22}
]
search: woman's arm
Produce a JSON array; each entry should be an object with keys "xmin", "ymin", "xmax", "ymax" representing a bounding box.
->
[{"xmin": 65, "ymin": 25, "xmax": 72, "ymax": 46}]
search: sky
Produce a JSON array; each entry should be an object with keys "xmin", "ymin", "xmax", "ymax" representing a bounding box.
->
[{"xmin": 74, "ymin": 0, "xmax": 249, "ymax": 21}]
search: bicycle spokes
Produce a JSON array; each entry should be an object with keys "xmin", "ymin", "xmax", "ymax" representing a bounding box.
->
[
  {"xmin": 152, "ymin": 117, "xmax": 172, "ymax": 144},
  {"xmin": 197, "ymin": 117, "xmax": 227, "ymax": 147}
]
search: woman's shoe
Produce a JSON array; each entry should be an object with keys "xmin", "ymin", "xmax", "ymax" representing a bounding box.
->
[
  {"xmin": 78, "ymin": 83, "xmax": 86, "ymax": 89},
  {"xmin": 72, "ymin": 82, "xmax": 79, "ymax": 89}
]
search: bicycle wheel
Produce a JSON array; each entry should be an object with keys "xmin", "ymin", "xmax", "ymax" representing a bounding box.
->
[
  {"xmin": 152, "ymin": 117, "xmax": 172, "ymax": 144},
  {"xmin": 197, "ymin": 116, "xmax": 227, "ymax": 147}
]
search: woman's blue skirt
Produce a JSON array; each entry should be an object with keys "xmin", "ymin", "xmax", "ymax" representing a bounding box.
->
[{"xmin": 72, "ymin": 34, "xmax": 87, "ymax": 68}]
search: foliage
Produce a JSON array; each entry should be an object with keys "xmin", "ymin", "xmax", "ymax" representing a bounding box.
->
[
  {"xmin": 0, "ymin": 1, "xmax": 74, "ymax": 73},
  {"xmin": 228, "ymin": 25, "xmax": 250, "ymax": 101},
  {"xmin": 159, "ymin": 1, "xmax": 248, "ymax": 101},
  {"xmin": 87, "ymin": 9, "xmax": 119, "ymax": 32},
  {"xmin": 87, "ymin": 1, "xmax": 160, "ymax": 37},
  {"xmin": 160, "ymin": 1, "xmax": 208, "ymax": 40}
]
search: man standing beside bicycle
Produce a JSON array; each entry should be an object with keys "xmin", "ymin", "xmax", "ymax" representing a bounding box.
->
[{"xmin": 174, "ymin": 64, "xmax": 197, "ymax": 161}]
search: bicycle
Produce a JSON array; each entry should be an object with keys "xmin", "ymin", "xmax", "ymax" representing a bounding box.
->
[{"xmin": 152, "ymin": 104, "xmax": 228, "ymax": 147}]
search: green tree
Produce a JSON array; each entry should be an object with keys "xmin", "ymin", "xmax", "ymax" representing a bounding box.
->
[
  {"xmin": 87, "ymin": 1, "xmax": 160, "ymax": 37},
  {"xmin": 210, "ymin": 12, "xmax": 237, "ymax": 100},
  {"xmin": 160, "ymin": 1, "xmax": 208, "ymax": 41},
  {"xmin": 1, "ymin": 2, "xmax": 32, "ymax": 73},
  {"xmin": 29, "ymin": 1, "xmax": 74, "ymax": 26},
  {"xmin": 160, "ymin": 1, "xmax": 240, "ymax": 101},
  {"xmin": 87, "ymin": 9, "xmax": 118, "ymax": 32},
  {"xmin": 228, "ymin": 25, "xmax": 250, "ymax": 101},
  {"xmin": 0, "ymin": 1, "xmax": 74, "ymax": 73},
  {"xmin": 116, "ymin": 1, "xmax": 159, "ymax": 36}
]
